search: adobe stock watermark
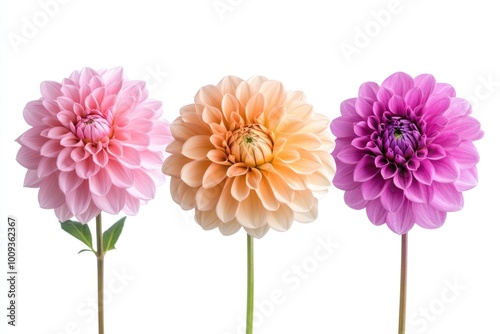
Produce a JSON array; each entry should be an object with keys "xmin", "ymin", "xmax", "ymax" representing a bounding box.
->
[
  {"xmin": 46, "ymin": 267, "xmax": 134, "ymax": 334},
  {"xmin": 221, "ymin": 235, "xmax": 340, "ymax": 334},
  {"xmin": 6, "ymin": 0, "xmax": 72, "ymax": 54},
  {"xmin": 212, "ymin": 0, "xmax": 243, "ymax": 21},
  {"xmin": 142, "ymin": 64, "xmax": 170, "ymax": 92},
  {"xmin": 409, "ymin": 278, "xmax": 467, "ymax": 333},
  {"xmin": 465, "ymin": 74, "xmax": 500, "ymax": 112},
  {"xmin": 339, "ymin": 0, "xmax": 415, "ymax": 64}
]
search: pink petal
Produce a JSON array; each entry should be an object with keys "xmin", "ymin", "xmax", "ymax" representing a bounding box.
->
[
  {"xmin": 59, "ymin": 171, "xmax": 84, "ymax": 193},
  {"xmin": 127, "ymin": 169, "xmax": 156, "ymax": 200},
  {"xmin": 106, "ymin": 158, "xmax": 134, "ymax": 188},
  {"xmin": 123, "ymin": 192, "xmax": 140, "ymax": 216},
  {"xmin": 65, "ymin": 182, "xmax": 91, "ymax": 215},
  {"xmin": 38, "ymin": 173, "xmax": 65, "ymax": 209},
  {"xmin": 89, "ymin": 169, "xmax": 112, "ymax": 197},
  {"xmin": 355, "ymin": 97, "xmax": 374, "ymax": 118},
  {"xmin": 40, "ymin": 81, "xmax": 62, "ymax": 100},
  {"xmin": 92, "ymin": 185, "xmax": 126, "ymax": 214},
  {"xmin": 16, "ymin": 146, "xmax": 40, "ymax": 169}
]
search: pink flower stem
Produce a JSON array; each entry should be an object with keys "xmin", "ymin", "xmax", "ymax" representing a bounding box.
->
[
  {"xmin": 96, "ymin": 213, "xmax": 105, "ymax": 334},
  {"xmin": 398, "ymin": 233, "xmax": 408, "ymax": 334},
  {"xmin": 246, "ymin": 234, "xmax": 254, "ymax": 334}
]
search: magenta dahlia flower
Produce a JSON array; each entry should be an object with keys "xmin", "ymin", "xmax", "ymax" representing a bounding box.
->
[
  {"xmin": 16, "ymin": 67, "xmax": 172, "ymax": 223},
  {"xmin": 331, "ymin": 72, "xmax": 483, "ymax": 234}
]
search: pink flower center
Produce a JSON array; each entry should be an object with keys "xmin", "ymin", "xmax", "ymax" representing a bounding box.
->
[
  {"xmin": 75, "ymin": 114, "xmax": 112, "ymax": 143},
  {"xmin": 228, "ymin": 124, "xmax": 274, "ymax": 167}
]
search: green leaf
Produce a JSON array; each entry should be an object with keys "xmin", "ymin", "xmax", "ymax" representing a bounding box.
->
[
  {"xmin": 60, "ymin": 220, "xmax": 94, "ymax": 251},
  {"xmin": 102, "ymin": 217, "xmax": 126, "ymax": 253},
  {"xmin": 78, "ymin": 249, "xmax": 94, "ymax": 254}
]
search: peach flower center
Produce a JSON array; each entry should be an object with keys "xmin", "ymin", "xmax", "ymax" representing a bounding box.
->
[
  {"xmin": 75, "ymin": 114, "xmax": 112, "ymax": 143},
  {"xmin": 227, "ymin": 124, "xmax": 273, "ymax": 167}
]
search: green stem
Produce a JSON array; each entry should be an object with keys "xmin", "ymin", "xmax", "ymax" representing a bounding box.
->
[
  {"xmin": 398, "ymin": 233, "xmax": 408, "ymax": 334},
  {"xmin": 246, "ymin": 234, "xmax": 254, "ymax": 334},
  {"xmin": 96, "ymin": 213, "xmax": 105, "ymax": 334}
]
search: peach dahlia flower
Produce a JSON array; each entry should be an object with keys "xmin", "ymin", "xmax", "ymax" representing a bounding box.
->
[{"xmin": 163, "ymin": 76, "xmax": 335, "ymax": 238}]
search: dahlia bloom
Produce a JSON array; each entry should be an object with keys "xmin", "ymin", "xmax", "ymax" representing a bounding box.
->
[
  {"xmin": 163, "ymin": 76, "xmax": 335, "ymax": 238},
  {"xmin": 331, "ymin": 72, "xmax": 483, "ymax": 234},
  {"xmin": 16, "ymin": 67, "xmax": 172, "ymax": 223}
]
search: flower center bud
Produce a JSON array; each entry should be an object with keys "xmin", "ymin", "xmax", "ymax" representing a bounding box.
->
[
  {"xmin": 75, "ymin": 114, "xmax": 112, "ymax": 143},
  {"xmin": 380, "ymin": 117, "xmax": 421, "ymax": 163},
  {"xmin": 228, "ymin": 124, "xmax": 274, "ymax": 167}
]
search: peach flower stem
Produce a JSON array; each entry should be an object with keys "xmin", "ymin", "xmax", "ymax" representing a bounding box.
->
[
  {"xmin": 398, "ymin": 233, "xmax": 408, "ymax": 334},
  {"xmin": 246, "ymin": 234, "xmax": 254, "ymax": 334},
  {"xmin": 96, "ymin": 213, "xmax": 105, "ymax": 334}
]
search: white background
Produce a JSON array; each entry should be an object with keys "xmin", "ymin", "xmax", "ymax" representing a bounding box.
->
[{"xmin": 1, "ymin": 0, "xmax": 499, "ymax": 333}]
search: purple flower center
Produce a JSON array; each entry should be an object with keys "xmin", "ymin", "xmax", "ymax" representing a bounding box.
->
[
  {"xmin": 379, "ymin": 117, "xmax": 421, "ymax": 165},
  {"xmin": 75, "ymin": 114, "xmax": 112, "ymax": 143}
]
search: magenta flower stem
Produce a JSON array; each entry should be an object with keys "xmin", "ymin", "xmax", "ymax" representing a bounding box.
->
[
  {"xmin": 398, "ymin": 233, "xmax": 408, "ymax": 334},
  {"xmin": 246, "ymin": 234, "xmax": 254, "ymax": 334},
  {"xmin": 96, "ymin": 213, "xmax": 105, "ymax": 334}
]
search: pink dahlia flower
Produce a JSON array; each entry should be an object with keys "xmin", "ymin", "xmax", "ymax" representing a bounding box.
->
[
  {"xmin": 163, "ymin": 76, "xmax": 336, "ymax": 238},
  {"xmin": 16, "ymin": 67, "xmax": 172, "ymax": 223},
  {"xmin": 331, "ymin": 72, "xmax": 483, "ymax": 234}
]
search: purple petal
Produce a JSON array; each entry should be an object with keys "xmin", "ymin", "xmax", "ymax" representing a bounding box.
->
[
  {"xmin": 366, "ymin": 200, "xmax": 387, "ymax": 226},
  {"xmin": 447, "ymin": 141, "xmax": 480, "ymax": 169},
  {"xmin": 380, "ymin": 183, "xmax": 405, "ymax": 212},
  {"xmin": 455, "ymin": 167, "xmax": 478, "ymax": 191},
  {"xmin": 426, "ymin": 144, "xmax": 447, "ymax": 160},
  {"xmin": 445, "ymin": 98, "xmax": 472, "ymax": 117},
  {"xmin": 433, "ymin": 83, "xmax": 456, "ymax": 97},
  {"xmin": 355, "ymin": 97, "xmax": 374, "ymax": 118},
  {"xmin": 360, "ymin": 173, "xmax": 388, "ymax": 200},
  {"xmin": 388, "ymin": 95, "xmax": 406, "ymax": 116},
  {"xmin": 424, "ymin": 95, "xmax": 451, "ymax": 118},
  {"xmin": 381, "ymin": 72, "xmax": 414, "ymax": 97},
  {"xmin": 337, "ymin": 145, "xmax": 364, "ymax": 164},
  {"xmin": 393, "ymin": 169, "xmax": 413, "ymax": 190},
  {"xmin": 333, "ymin": 161, "xmax": 357, "ymax": 190},
  {"xmin": 344, "ymin": 187, "xmax": 367, "ymax": 209},
  {"xmin": 445, "ymin": 116, "xmax": 484, "ymax": 141},
  {"xmin": 430, "ymin": 182, "xmax": 464, "ymax": 212},
  {"xmin": 432, "ymin": 158, "xmax": 460, "ymax": 183},
  {"xmin": 413, "ymin": 159, "xmax": 435, "ymax": 185},
  {"xmin": 376, "ymin": 87, "xmax": 393, "ymax": 107},
  {"xmin": 413, "ymin": 74, "xmax": 436, "ymax": 103},
  {"xmin": 385, "ymin": 201, "xmax": 415, "ymax": 234},
  {"xmin": 331, "ymin": 117, "xmax": 355, "ymax": 137},
  {"xmin": 404, "ymin": 180, "xmax": 430, "ymax": 203},
  {"xmin": 413, "ymin": 203, "xmax": 446, "ymax": 229},
  {"xmin": 404, "ymin": 87, "xmax": 423, "ymax": 110},
  {"xmin": 359, "ymin": 82, "xmax": 379, "ymax": 100},
  {"xmin": 340, "ymin": 98, "xmax": 357, "ymax": 117},
  {"xmin": 353, "ymin": 155, "xmax": 379, "ymax": 182}
]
